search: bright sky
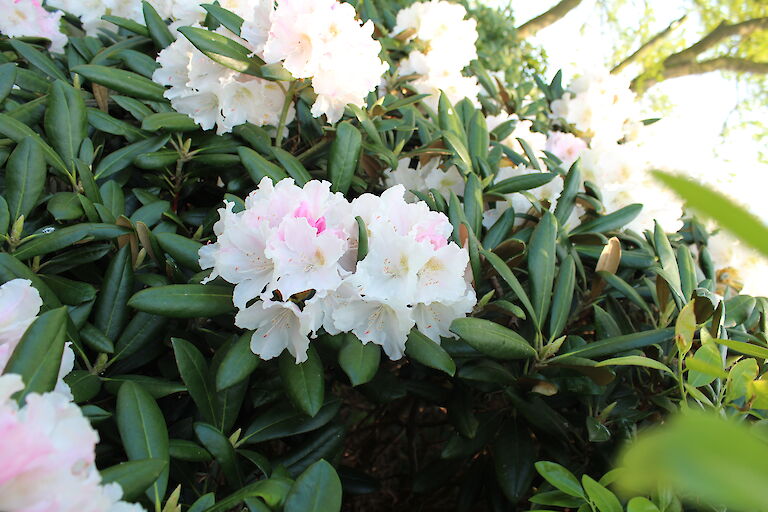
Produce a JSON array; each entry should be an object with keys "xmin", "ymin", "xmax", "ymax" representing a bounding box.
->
[{"xmin": 485, "ymin": 0, "xmax": 768, "ymax": 208}]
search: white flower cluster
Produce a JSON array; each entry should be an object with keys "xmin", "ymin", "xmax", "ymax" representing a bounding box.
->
[
  {"xmin": 199, "ymin": 178, "xmax": 476, "ymax": 362},
  {"xmin": 383, "ymin": 157, "xmax": 464, "ymax": 202},
  {"xmin": 394, "ymin": 0, "xmax": 480, "ymax": 110},
  {"xmin": 258, "ymin": 0, "xmax": 387, "ymax": 123},
  {"xmin": 0, "ymin": 374, "xmax": 144, "ymax": 512},
  {"xmin": 0, "ymin": 0, "xmax": 67, "ymax": 53},
  {"xmin": 152, "ymin": 27, "xmax": 293, "ymax": 135},
  {"xmin": 550, "ymin": 69, "xmax": 639, "ymax": 145},
  {"xmin": 153, "ymin": 0, "xmax": 387, "ymax": 132},
  {"xmin": 47, "ymin": 0, "xmax": 143, "ymax": 37},
  {"xmin": 0, "ymin": 279, "xmax": 74, "ymax": 396}
]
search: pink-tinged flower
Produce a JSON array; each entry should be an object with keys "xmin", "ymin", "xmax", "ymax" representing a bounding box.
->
[
  {"xmin": 266, "ymin": 216, "xmax": 346, "ymax": 299},
  {"xmin": 0, "ymin": 374, "xmax": 145, "ymax": 512},
  {"xmin": 199, "ymin": 202, "xmax": 276, "ymax": 308},
  {"xmin": 236, "ymin": 300, "xmax": 316, "ymax": 362},
  {"xmin": 1, "ymin": 0, "xmax": 67, "ymax": 53},
  {"xmin": 545, "ymin": 132, "xmax": 587, "ymax": 169},
  {"xmin": 258, "ymin": 0, "xmax": 386, "ymax": 122}
]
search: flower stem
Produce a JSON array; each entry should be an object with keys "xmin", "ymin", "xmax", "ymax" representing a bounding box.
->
[{"xmin": 275, "ymin": 81, "xmax": 298, "ymax": 147}]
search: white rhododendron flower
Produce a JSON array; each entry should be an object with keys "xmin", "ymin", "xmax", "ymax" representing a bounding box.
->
[
  {"xmin": 383, "ymin": 158, "xmax": 464, "ymax": 201},
  {"xmin": 48, "ymin": 0, "xmax": 143, "ymax": 37},
  {"xmin": 257, "ymin": 0, "xmax": 387, "ymax": 123},
  {"xmin": 486, "ymin": 113, "xmax": 547, "ymax": 156},
  {"xmin": 0, "ymin": 374, "xmax": 145, "ymax": 512},
  {"xmin": 550, "ymin": 69, "xmax": 639, "ymax": 145},
  {"xmin": 706, "ymin": 231, "xmax": 768, "ymax": 298},
  {"xmin": 0, "ymin": 279, "xmax": 74, "ymax": 396},
  {"xmin": 200, "ymin": 179, "xmax": 475, "ymax": 362},
  {"xmin": 545, "ymin": 131, "xmax": 587, "ymax": 169},
  {"xmin": 152, "ymin": 29, "xmax": 294, "ymax": 134},
  {"xmin": 394, "ymin": 0, "xmax": 480, "ymax": 108},
  {"xmin": 0, "ymin": 0, "xmax": 67, "ymax": 53}
]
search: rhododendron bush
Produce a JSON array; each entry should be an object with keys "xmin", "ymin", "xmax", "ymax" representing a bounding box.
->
[{"xmin": 0, "ymin": 0, "xmax": 766, "ymax": 511}]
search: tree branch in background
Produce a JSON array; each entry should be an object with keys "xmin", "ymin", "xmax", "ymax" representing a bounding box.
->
[
  {"xmin": 632, "ymin": 57, "xmax": 768, "ymax": 91},
  {"xmin": 611, "ymin": 14, "xmax": 687, "ymax": 74},
  {"xmin": 516, "ymin": 0, "xmax": 583, "ymax": 40},
  {"xmin": 629, "ymin": 17, "xmax": 768, "ymax": 93}
]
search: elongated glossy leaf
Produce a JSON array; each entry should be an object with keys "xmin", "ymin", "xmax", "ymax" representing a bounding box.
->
[
  {"xmin": 284, "ymin": 460, "xmax": 342, "ymax": 512},
  {"xmin": 272, "ymin": 146, "xmax": 311, "ymax": 186},
  {"xmin": 5, "ymin": 137, "xmax": 46, "ymax": 222},
  {"xmin": 279, "ymin": 347, "xmax": 324, "ymax": 417},
  {"xmin": 113, "ymin": 313, "xmax": 166, "ymax": 361},
  {"xmin": 450, "ymin": 318, "xmax": 536, "ymax": 359},
  {"xmin": 549, "ymin": 254, "xmax": 575, "ymax": 339},
  {"xmin": 338, "ymin": 334, "xmax": 380, "ymax": 386},
  {"xmin": 0, "ymin": 63, "xmax": 17, "ymax": 104},
  {"xmin": 550, "ymin": 328, "xmax": 673, "ymax": 362},
  {"xmin": 405, "ymin": 329, "xmax": 456, "ymax": 376},
  {"xmin": 45, "ymin": 81, "xmax": 86, "ymax": 170},
  {"xmin": 178, "ymin": 26, "xmax": 263, "ymax": 75},
  {"xmin": 142, "ymin": 1, "xmax": 173, "ymax": 49},
  {"xmin": 0, "ymin": 113, "xmax": 70, "ymax": 178},
  {"xmin": 155, "ymin": 232, "xmax": 203, "ymax": 271},
  {"xmin": 216, "ymin": 332, "xmax": 260, "ymax": 391},
  {"xmin": 207, "ymin": 478, "xmax": 293, "ymax": 512},
  {"xmin": 597, "ymin": 271, "xmax": 652, "ymax": 316},
  {"xmin": 202, "ymin": 3, "xmax": 245, "ymax": 35},
  {"xmin": 4, "ymin": 307, "xmax": 67, "ymax": 402},
  {"xmin": 582, "ymin": 475, "xmax": 621, "ymax": 512},
  {"xmin": 555, "ymin": 161, "xmax": 581, "ymax": 226},
  {"xmin": 242, "ymin": 399, "xmax": 341, "ymax": 444},
  {"xmin": 95, "ymin": 135, "xmax": 170, "ymax": 179},
  {"xmin": 529, "ymin": 212, "xmax": 557, "ymax": 327},
  {"xmin": 128, "ymin": 284, "xmax": 234, "ymax": 317},
  {"xmin": 463, "ymin": 173, "xmax": 483, "ymax": 236},
  {"xmin": 141, "ymin": 112, "xmax": 198, "ymax": 132},
  {"xmin": 239, "ymin": 146, "xmax": 288, "ymax": 183},
  {"xmin": 94, "ymin": 245, "xmax": 133, "ymax": 342},
  {"xmin": 100, "ymin": 459, "xmax": 167, "ymax": 501},
  {"xmin": 116, "ymin": 382, "xmax": 170, "ymax": 504},
  {"xmin": 171, "ymin": 338, "xmax": 220, "ymax": 427},
  {"xmin": 328, "ymin": 122, "xmax": 361, "ymax": 194},
  {"xmin": 570, "ymin": 204, "xmax": 642, "ymax": 235},
  {"xmin": 0, "ymin": 198, "xmax": 8, "ymax": 237},
  {"xmin": 74, "ymin": 65, "xmax": 166, "ymax": 101},
  {"xmin": 195, "ymin": 422, "xmax": 241, "ymax": 486},
  {"xmin": 482, "ymin": 249, "xmax": 538, "ymax": 326},
  {"xmin": 14, "ymin": 223, "xmax": 128, "ymax": 260},
  {"xmin": 488, "ymin": 172, "xmax": 556, "ymax": 195},
  {"xmin": 534, "ymin": 461, "xmax": 584, "ymax": 498},
  {"xmin": 595, "ymin": 356, "xmax": 673, "ymax": 374},
  {"xmin": 10, "ymin": 40, "xmax": 66, "ymax": 80}
]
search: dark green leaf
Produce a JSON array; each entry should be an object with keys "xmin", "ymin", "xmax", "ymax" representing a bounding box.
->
[
  {"xmin": 488, "ymin": 172, "xmax": 556, "ymax": 195},
  {"xmin": 549, "ymin": 254, "xmax": 575, "ymax": 339},
  {"xmin": 328, "ymin": 122, "xmax": 362, "ymax": 194},
  {"xmin": 116, "ymin": 382, "xmax": 170, "ymax": 504},
  {"xmin": 284, "ymin": 460, "xmax": 342, "ymax": 512},
  {"xmin": 272, "ymin": 146, "xmax": 311, "ymax": 186},
  {"xmin": 45, "ymin": 81, "xmax": 86, "ymax": 170},
  {"xmin": 100, "ymin": 459, "xmax": 168, "ymax": 501},
  {"xmin": 5, "ymin": 137, "xmax": 46, "ymax": 221},
  {"xmin": 94, "ymin": 245, "xmax": 133, "ymax": 342},
  {"xmin": 450, "ymin": 318, "xmax": 536, "ymax": 360},
  {"xmin": 10, "ymin": 40, "xmax": 66, "ymax": 80},
  {"xmin": 570, "ymin": 204, "xmax": 643, "ymax": 235},
  {"xmin": 142, "ymin": 1, "xmax": 174, "ymax": 49},
  {"xmin": 405, "ymin": 329, "xmax": 456, "ymax": 376},
  {"xmin": 202, "ymin": 3, "xmax": 245, "ymax": 35},
  {"xmin": 279, "ymin": 346, "xmax": 324, "ymax": 417},
  {"xmin": 171, "ymin": 338, "xmax": 220, "ymax": 427},
  {"xmin": 128, "ymin": 284, "xmax": 234, "ymax": 317},
  {"xmin": 529, "ymin": 211, "xmax": 557, "ymax": 327},
  {"xmin": 338, "ymin": 333, "xmax": 380, "ymax": 386},
  {"xmin": 550, "ymin": 328, "xmax": 673, "ymax": 362},
  {"xmin": 195, "ymin": 422, "xmax": 242, "ymax": 486},
  {"xmin": 73, "ymin": 65, "xmax": 166, "ymax": 101},
  {"xmin": 178, "ymin": 26, "xmax": 263, "ymax": 76},
  {"xmin": 4, "ymin": 307, "xmax": 67, "ymax": 402},
  {"xmin": 238, "ymin": 146, "xmax": 288, "ymax": 183}
]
